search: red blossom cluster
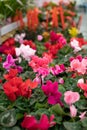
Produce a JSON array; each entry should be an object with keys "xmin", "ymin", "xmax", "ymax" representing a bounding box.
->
[
  {"xmin": 3, "ymin": 68, "xmax": 38, "ymax": 101},
  {"xmin": 76, "ymin": 38, "xmax": 87, "ymax": 47},
  {"xmin": 0, "ymin": 56, "xmax": 2, "ymax": 62},
  {"xmin": 78, "ymin": 79, "xmax": 87, "ymax": 98},
  {"xmin": 44, "ymin": 42, "xmax": 63, "ymax": 58},
  {"xmin": 44, "ymin": 31, "xmax": 66, "ymax": 58},
  {"xmin": 23, "ymin": 40, "xmax": 36, "ymax": 50},
  {"xmin": 0, "ymin": 38, "xmax": 15, "ymax": 55}
]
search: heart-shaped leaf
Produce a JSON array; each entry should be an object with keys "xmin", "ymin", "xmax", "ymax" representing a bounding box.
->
[
  {"xmin": 0, "ymin": 109, "xmax": 17, "ymax": 127},
  {"xmin": 63, "ymin": 121, "xmax": 82, "ymax": 130},
  {"xmin": 49, "ymin": 104, "xmax": 66, "ymax": 115},
  {"xmin": 81, "ymin": 117, "xmax": 87, "ymax": 128}
]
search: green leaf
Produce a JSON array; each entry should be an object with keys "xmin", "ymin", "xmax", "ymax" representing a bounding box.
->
[
  {"xmin": 0, "ymin": 14, "xmax": 4, "ymax": 19},
  {"xmin": 5, "ymin": 4, "xmax": 13, "ymax": 11},
  {"xmin": 16, "ymin": 113, "xmax": 24, "ymax": 120},
  {"xmin": 0, "ymin": 109, "xmax": 17, "ymax": 127},
  {"xmin": 49, "ymin": 104, "xmax": 66, "ymax": 115},
  {"xmin": 59, "ymin": 85, "xmax": 66, "ymax": 93},
  {"xmin": 55, "ymin": 116, "xmax": 62, "ymax": 124},
  {"xmin": 0, "ymin": 126, "xmax": 21, "ymax": 130},
  {"xmin": 35, "ymin": 108, "xmax": 50, "ymax": 117},
  {"xmin": 0, "ymin": 106, "xmax": 7, "ymax": 112},
  {"xmin": 75, "ymin": 99, "xmax": 87, "ymax": 110},
  {"xmin": 16, "ymin": 0, "xmax": 23, "ymax": 6},
  {"xmin": 81, "ymin": 117, "xmax": 87, "ymax": 128},
  {"xmin": 63, "ymin": 121, "xmax": 82, "ymax": 130},
  {"xmin": 12, "ymin": 126, "xmax": 21, "ymax": 130}
]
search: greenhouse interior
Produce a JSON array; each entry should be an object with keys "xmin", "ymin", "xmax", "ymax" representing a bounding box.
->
[{"xmin": 0, "ymin": 0, "xmax": 87, "ymax": 130}]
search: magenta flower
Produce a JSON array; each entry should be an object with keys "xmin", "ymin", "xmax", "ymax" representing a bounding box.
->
[
  {"xmin": 3, "ymin": 54, "xmax": 23, "ymax": 73},
  {"xmin": 42, "ymin": 80, "xmax": 62, "ymax": 105},
  {"xmin": 3, "ymin": 54, "xmax": 16, "ymax": 71},
  {"xmin": 16, "ymin": 66, "xmax": 23, "ymax": 73},
  {"xmin": 50, "ymin": 64, "xmax": 65, "ymax": 76},
  {"xmin": 50, "ymin": 31, "xmax": 66, "ymax": 45},
  {"xmin": 21, "ymin": 114, "xmax": 56, "ymax": 130},
  {"xmin": 38, "ymin": 114, "xmax": 56, "ymax": 130},
  {"xmin": 21, "ymin": 115, "xmax": 38, "ymax": 130}
]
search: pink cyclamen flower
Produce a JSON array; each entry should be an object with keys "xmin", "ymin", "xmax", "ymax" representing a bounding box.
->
[
  {"xmin": 70, "ymin": 105, "xmax": 77, "ymax": 118},
  {"xmin": 3, "ymin": 54, "xmax": 23, "ymax": 73},
  {"xmin": 58, "ymin": 36, "xmax": 66, "ymax": 45},
  {"xmin": 58, "ymin": 78, "xmax": 64, "ymax": 84},
  {"xmin": 29, "ymin": 55, "xmax": 52, "ymax": 72},
  {"xmin": 15, "ymin": 33, "xmax": 26, "ymax": 44},
  {"xmin": 42, "ymin": 80, "xmax": 62, "ymax": 105},
  {"xmin": 79, "ymin": 111, "xmax": 87, "ymax": 120},
  {"xmin": 70, "ymin": 58, "xmax": 87, "ymax": 74},
  {"xmin": 50, "ymin": 64, "xmax": 65, "ymax": 76},
  {"xmin": 3, "ymin": 54, "xmax": 16, "ymax": 71},
  {"xmin": 64, "ymin": 91, "xmax": 80, "ymax": 105},
  {"xmin": 70, "ymin": 39, "xmax": 81, "ymax": 53},
  {"xmin": 37, "ymin": 67, "xmax": 50, "ymax": 78},
  {"xmin": 15, "ymin": 44, "xmax": 36, "ymax": 61},
  {"xmin": 37, "ymin": 35, "xmax": 43, "ymax": 41},
  {"xmin": 70, "ymin": 59, "xmax": 80, "ymax": 70},
  {"xmin": 33, "ymin": 75, "xmax": 41, "ymax": 84}
]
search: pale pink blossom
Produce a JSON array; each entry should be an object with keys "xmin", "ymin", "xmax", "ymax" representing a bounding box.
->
[
  {"xmin": 70, "ymin": 59, "xmax": 80, "ymax": 70},
  {"xmin": 15, "ymin": 44, "xmax": 36, "ymax": 61},
  {"xmin": 15, "ymin": 33, "xmax": 26, "ymax": 44},
  {"xmin": 64, "ymin": 91, "xmax": 80, "ymax": 105},
  {"xmin": 79, "ymin": 111, "xmax": 86, "ymax": 120},
  {"xmin": 37, "ymin": 35, "xmax": 43, "ymax": 41},
  {"xmin": 78, "ymin": 78, "xmax": 84, "ymax": 84},
  {"xmin": 58, "ymin": 78, "xmax": 64, "ymax": 84},
  {"xmin": 81, "ymin": 58, "xmax": 87, "ymax": 67},
  {"xmin": 33, "ymin": 75, "xmax": 41, "ymax": 84},
  {"xmin": 70, "ymin": 39, "xmax": 81, "ymax": 53},
  {"xmin": 70, "ymin": 105, "xmax": 77, "ymax": 118},
  {"xmin": 70, "ymin": 58, "xmax": 87, "ymax": 74}
]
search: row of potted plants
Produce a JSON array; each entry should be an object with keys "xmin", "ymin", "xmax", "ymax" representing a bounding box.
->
[{"xmin": 0, "ymin": 0, "xmax": 34, "ymax": 27}]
